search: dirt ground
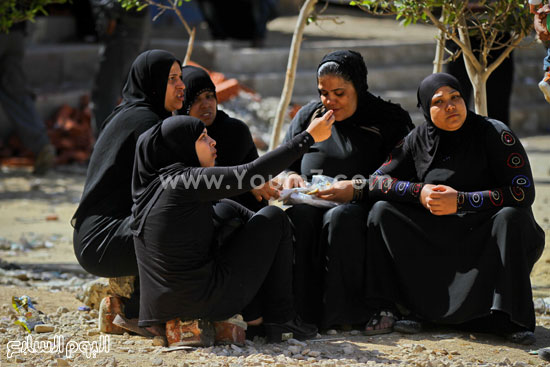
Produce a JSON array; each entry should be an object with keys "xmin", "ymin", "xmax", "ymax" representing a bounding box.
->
[
  {"xmin": 1, "ymin": 7, "xmax": 550, "ymax": 367},
  {"xmin": 0, "ymin": 135, "xmax": 549, "ymax": 367}
]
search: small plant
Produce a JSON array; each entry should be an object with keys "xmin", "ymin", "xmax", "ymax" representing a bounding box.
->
[
  {"xmin": 119, "ymin": 0, "xmax": 196, "ymax": 64},
  {"xmin": 350, "ymin": 0, "xmax": 533, "ymax": 116},
  {"xmin": 0, "ymin": 0, "xmax": 68, "ymax": 33}
]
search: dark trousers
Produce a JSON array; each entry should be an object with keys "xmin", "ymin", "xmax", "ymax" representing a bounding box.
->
[
  {"xmin": 287, "ymin": 203, "xmax": 370, "ymax": 328},
  {"xmin": 0, "ymin": 30, "xmax": 49, "ymax": 154},
  {"xmin": 445, "ymin": 38, "xmax": 514, "ymax": 126},
  {"xmin": 91, "ymin": 13, "xmax": 150, "ymax": 137},
  {"xmin": 209, "ymin": 205, "xmax": 295, "ymax": 323},
  {"xmin": 73, "ymin": 214, "xmax": 138, "ymax": 277}
]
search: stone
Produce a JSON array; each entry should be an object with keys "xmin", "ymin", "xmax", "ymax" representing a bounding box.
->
[
  {"xmin": 288, "ymin": 338, "xmax": 307, "ymax": 347},
  {"xmin": 152, "ymin": 336, "xmax": 168, "ymax": 347},
  {"xmin": 287, "ymin": 345, "xmax": 301, "ymax": 354},
  {"xmin": 165, "ymin": 318, "xmax": 215, "ymax": 347},
  {"xmin": 151, "ymin": 358, "xmax": 164, "ymax": 366},
  {"xmin": 108, "ymin": 276, "xmax": 135, "ymax": 299},
  {"xmin": 35, "ymin": 324, "xmax": 55, "ymax": 333},
  {"xmin": 56, "ymin": 358, "xmax": 70, "ymax": 366},
  {"xmin": 326, "ymin": 329, "xmax": 338, "ymax": 335},
  {"xmin": 77, "ymin": 278, "xmax": 110, "ymax": 310}
]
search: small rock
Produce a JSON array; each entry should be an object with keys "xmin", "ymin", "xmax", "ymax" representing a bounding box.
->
[
  {"xmin": 499, "ymin": 357, "xmax": 511, "ymax": 365},
  {"xmin": 350, "ymin": 330, "xmax": 360, "ymax": 336},
  {"xmin": 87, "ymin": 329, "xmax": 99, "ymax": 336},
  {"xmin": 288, "ymin": 338, "xmax": 307, "ymax": 347},
  {"xmin": 56, "ymin": 307, "xmax": 69, "ymax": 315},
  {"xmin": 231, "ymin": 344, "xmax": 242, "ymax": 353},
  {"xmin": 308, "ymin": 350, "xmax": 321, "ymax": 357},
  {"xmin": 288, "ymin": 345, "xmax": 301, "ymax": 354},
  {"xmin": 152, "ymin": 336, "xmax": 167, "ymax": 347},
  {"xmin": 151, "ymin": 357, "xmax": 163, "ymax": 366},
  {"xmin": 35, "ymin": 324, "xmax": 55, "ymax": 333},
  {"xmin": 123, "ymin": 340, "xmax": 135, "ymax": 345},
  {"xmin": 412, "ymin": 344, "xmax": 427, "ymax": 353},
  {"xmin": 342, "ymin": 345, "xmax": 354, "ymax": 355},
  {"xmin": 56, "ymin": 358, "xmax": 70, "ymax": 367},
  {"xmin": 326, "ymin": 329, "xmax": 338, "ymax": 335}
]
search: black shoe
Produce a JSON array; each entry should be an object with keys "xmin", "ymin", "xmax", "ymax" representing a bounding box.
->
[
  {"xmin": 264, "ymin": 316, "xmax": 318, "ymax": 343},
  {"xmin": 539, "ymin": 347, "xmax": 550, "ymax": 362},
  {"xmin": 394, "ymin": 319, "xmax": 422, "ymax": 334},
  {"xmin": 506, "ymin": 330, "xmax": 536, "ymax": 345}
]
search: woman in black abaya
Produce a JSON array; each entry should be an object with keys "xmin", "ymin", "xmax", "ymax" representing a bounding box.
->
[
  {"xmin": 131, "ymin": 113, "xmax": 335, "ymax": 341},
  {"xmin": 72, "ymin": 50, "xmax": 183, "ymax": 283},
  {"xmin": 178, "ymin": 65, "xmax": 276, "ymax": 212},
  {"xmin": 353, "ymin": 73, "xmax": 544, "ymax": 343},
  {"xmin": 281, "ymin": 50, "xmax": 414, "ymax": 329}
]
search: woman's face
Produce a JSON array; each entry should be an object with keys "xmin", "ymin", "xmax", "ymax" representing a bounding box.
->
[
  {"xmin": 164, "ymin": 62, "xmax": 184, "ymax": 112},
  {"xmin": 429, "ymin": 86, "xmax": 467, "ymax": 131},
  {"xmin": 195, "ymin": 128, "xmax": 217, "ymax": 167},
  {"xmin": 317, "ymin": 75, "xmax": 357, "ymax": 121},
  {"xmin": 188, "ymin": 90, "xmax": 217, "ymax": 126}
]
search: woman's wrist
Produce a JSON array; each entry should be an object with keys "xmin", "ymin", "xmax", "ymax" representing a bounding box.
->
[{"xmin": 352, "ymin": 178, "xmax": 365, "ymax": 201}]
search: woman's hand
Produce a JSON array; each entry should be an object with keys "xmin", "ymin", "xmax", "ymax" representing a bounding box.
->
[
  {"xmin": 282, "ymin": 173, "xmax": 306, "ymax": 189},
  {"xmin": 420, "ymin": 184, "xmax": 458, "ymax": 215},
  {"xmin": 251, "ymin": 181, "xmax": 280, "ymax": 201},
  {"xmin": 316, "ymin": 180, "xmax": 354, "ymax": 203},
  {"xmin": 306, "ymin": 109, "xmax": 335, "ymax": 142}
]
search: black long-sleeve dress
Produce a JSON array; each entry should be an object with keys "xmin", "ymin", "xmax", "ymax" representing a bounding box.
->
[
  {"xmin": 72, "ymin": 50, "xmax": 178, "ymax": 277},
  {"xmin": 131, "ymin": 116, "xmax": 315, "ymax": 327},
  {"xmin": 283, "ymin": 96, "xmax": 413, "ymax": 328},
  {"xmin": 205, "ymin": 110, "xmax": 266, "ymax": 212},
  {"xmin": 364, "ymin": 113, "xmax": 545, "ymax": 331}
]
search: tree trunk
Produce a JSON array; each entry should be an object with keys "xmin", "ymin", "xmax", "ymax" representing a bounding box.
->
[
  {"xmin": 183, "ymin": 27, "xmax": 196, "ymax": 66},
  {"xmin": 470, "ymin": 72, "xmax": 488, "ymax": 116},
  {"xmin": 433, "ymin": 28, "xmax": 445, "ymax": 73},
  {"xmin": 269, "ymin": 0, "xmax": 318, "ymax": 150}
]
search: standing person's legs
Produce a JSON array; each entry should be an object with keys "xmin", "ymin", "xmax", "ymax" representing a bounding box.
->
[
  {"xmin": 485, "ymin": 52, "xmax": 514, "ymax": 125},
  {"xmin": 91, "ymin": 13, "xmax": 150, "ymax": 137},
  {"xmin": 0, "ymin": 31, "xmax": 51, "ymax": 155}
]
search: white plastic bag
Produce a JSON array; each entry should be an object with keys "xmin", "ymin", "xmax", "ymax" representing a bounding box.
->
[{"xmin": 279, "ymin": 175, "xmax": 339, "ymax": 209}]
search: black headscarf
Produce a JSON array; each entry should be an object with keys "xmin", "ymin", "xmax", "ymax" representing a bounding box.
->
[
  {"xmin": 101, "ymin": 49, "xmax": 180, "ymax": 131},
  {"xmin": 410, "ymin": 72, "xmax": 481, "ymax": 180},
  {"xmin": 318, "ymin": 50, "xmax": 369, "ymax": 100},
  {"xmin": 179, "ymin": 65, "xmax": 217, "ymax": 115},
  {"xmin": 72, "ymin": 50, "xmax": 180, "ymax": 228},
  {"xmin": 131, "ymin": 116, "xmax": 205, "ymax": 235}
]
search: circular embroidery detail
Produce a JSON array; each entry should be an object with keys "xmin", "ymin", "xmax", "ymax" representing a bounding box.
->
[
  {"xmin": 411, "ymin": 183, "xmax": 422, "ymax": 197},
  {"xmin": 381, "ymin": 177, "xmax": 395, "ymax": 194},
  {"xmin": 512, "ymin": 175, "xmax": 531, "ymax": 188},
  {"xmin": 489, "ymin": 189, "xmax": 503, "ymax": 206},
  {"xmin": 501, "ymin": 131, "xmax": 516, "ymax": 146},
  {"xmin": 506, "ymin": 153, "xmax": 524, "ymax": 168},
  {"xmin": 468, "ymin": 192, "xmax": 484, "ymax": 208},
  {"xmin": 394, "ymin": 181, "xmax": 410, "ymax": 196},
  {"xmin": 510, "ymin": 186, "xmax": 525, "ymax": 202}
]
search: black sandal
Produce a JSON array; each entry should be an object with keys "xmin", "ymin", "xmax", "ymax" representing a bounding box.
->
[{"xmin": 364, "ymin": 310, "xmax": 395, "ymax": 336}]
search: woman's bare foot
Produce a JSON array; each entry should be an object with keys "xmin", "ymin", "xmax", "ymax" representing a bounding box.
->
[
  {"xmin": 246, "ymin": 317, "xmax": 263, "ymax": 326},
  {"xmin": 145, "ymin": 323, "xmax": 166, "ymax": 337}
]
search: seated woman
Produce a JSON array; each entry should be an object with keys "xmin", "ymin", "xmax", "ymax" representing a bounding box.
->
[
  {"xmin": 72, "ymin": 50, "xmax": 183, "ymax": 314},
  {"xmin": 281, "ymin": 50, "xmax": 414, "ymax": 329},
  {"xmin": 178, "ymin": 65, "xmax": 277, "ymax": 211},
  {"xmin": 328, "ymin": 73, "xmax": 544, "ymax": 342},
  {"xmin": 130, "ymin": 112, "xmax": 335, "ymax": 343}
]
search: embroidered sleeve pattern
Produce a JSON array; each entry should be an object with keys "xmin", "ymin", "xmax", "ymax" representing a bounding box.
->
[
  {"xmin": 363, "ymin": 137, "xmax": 424, "ymax": 204},
  {"xmin": 456, "ymin": 125, "xmax": 536, "ymax": 213}
]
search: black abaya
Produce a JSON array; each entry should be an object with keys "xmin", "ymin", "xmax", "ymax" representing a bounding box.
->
[
  {"xmin": 131, "ymin": 116, "xmax": 315, "ymax": 326},
  {"xmin": 363, "ymin": 73, "xmax": 545, "ymax": 332},
  {"xmin": 282, "ymin": 50, "xmax": 414, "ymax": 328},
  {"xmin": 72, "ymin": 50, "xmax": 179, "ymax": 277}
]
